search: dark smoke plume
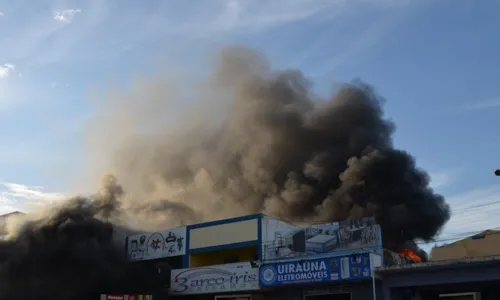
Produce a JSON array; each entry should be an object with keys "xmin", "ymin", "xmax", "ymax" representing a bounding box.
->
[
  {"xmin": 84, "ymin": 46, "xmax": 450, "ymax": 248},
  {"xmin": 0, "ymin": 176, "xmax": 161, "ymax": 300},
  {"xmin": 0, "ymin": 46, "xmax": 450, "ymax": 299}
]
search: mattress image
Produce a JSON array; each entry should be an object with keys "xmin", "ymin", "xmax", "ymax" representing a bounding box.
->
[{"xmin": 306, "ymin": 234, "xmax": 338, "ymax": 254}]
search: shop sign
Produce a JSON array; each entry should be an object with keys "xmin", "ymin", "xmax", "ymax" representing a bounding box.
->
[
  {"xmin": 170, "ymin": 263, "xmax": 259, "ymax": 295},
  {"xmin": 127, "ymin": 226, "xmax": 187, "ymax": 261},
  {"xmin": 259, "ymin": 253, "xmax": 372, "ymax": 287}
]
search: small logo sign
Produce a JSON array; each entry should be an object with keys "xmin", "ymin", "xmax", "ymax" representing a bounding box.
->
[{"xmin": 260, "ymin": 265, "xmax": 277, "ymax": 285}]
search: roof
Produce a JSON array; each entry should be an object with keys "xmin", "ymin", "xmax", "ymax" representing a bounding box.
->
[
  {"xmin": 376, "ymin": 255, "xmax": 500, "ymax": 273},
  {"xmin": 0, "ymin": 211, "xmax": 24, "ymax": 219},
  {"xmin": 434, "ymin": 229, "xmax": 500, "ymax": 248}
]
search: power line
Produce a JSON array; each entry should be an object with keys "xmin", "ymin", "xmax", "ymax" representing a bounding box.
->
[
  {"xmin": 417, "ymin": 227, "xmax": 500, "ymax": 245},
  {"xmin": 272, "ymin": 198, "xmax": 500, "ymax": 225},
  {"xmin": 260, "ymin": 198, "xmax": 500, "ymax": 248},
  {"xmin": 452, "ymin": 200, "xmax": 500, "ymax": 212}
]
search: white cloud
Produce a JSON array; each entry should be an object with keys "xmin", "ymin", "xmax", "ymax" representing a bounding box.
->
[
  {"xmin": 0, "ymin": 202, "xmax": 20, "ymax": 215},
  {"xmin": 429, "ymin": 172, "xmax": 452, "ymax": 189},
  {"xmin": 0, "ymin": 12, "xmax": 4, "ymax": 17},
  {"xmin": 429, "ymin": 169, "xmax": 461, "ymax": 190},
  {"xmin": 294, "ymin": 0, "xmax": 418, "ymax": 76},
  {"xmin": 418, "ymin": 185, "xmax": 500, "ymax": 251},
  {"xmin": 440, "ymin": 185, "xmax": 500, "ymax": 235},
  {"xmin": 0, "ymin": 0, "xmax": 418, "ymax": 69},
  {"xmin": 171, "ymin": 0, "xmax": 410, "ymax": 38},
  {"xmin": 462, "ymin": 97, "xmax": 500, "ymax": 111},
  {"xmin": 0, "ymin": 63, "xmax": 15, "ymax": 78},
  {"xmin": 0, "ymin": 181, "xmax": 65, "ymax": 213},
  {"xmin": 53, "ymin": 9, "xmax": 82, "ymax": 23}
]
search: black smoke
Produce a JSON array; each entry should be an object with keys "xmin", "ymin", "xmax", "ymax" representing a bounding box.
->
[
  {"xmin": 85, "ymin": 47, "xmax": 450, "ymax": 251},
  {"xmin": 0, "ymin": 176, "xmax": 162, "ymax": 300},
  {"xmin": 0, "ymin": 46, "xmax": 450, "ymax": 299}
]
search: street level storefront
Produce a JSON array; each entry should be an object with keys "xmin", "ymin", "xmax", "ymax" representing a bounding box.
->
[
  {"xmin": 169, "ymin": 262, "xmax": 261, "ymax": 300},
  {"xmin": 100, "ymin": 295, "xmax": 153, "ymax": 300},
  {"xmin": 377, "ymin": 255, "xmax": 500, "ymax": 300},
  {"xmin": 259, "ymin": 252, "xmax": 382, "ymax": 300}
]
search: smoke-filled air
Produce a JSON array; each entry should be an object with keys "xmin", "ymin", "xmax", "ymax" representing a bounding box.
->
[{"xmin": 0, "ymin": 47, "xmax": 451, "ymax": 299}]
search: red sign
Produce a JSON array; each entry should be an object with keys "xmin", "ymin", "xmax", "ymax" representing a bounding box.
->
[{"xmin": 106, "ymin": 296, "xmax": 124, "ymax": 300}]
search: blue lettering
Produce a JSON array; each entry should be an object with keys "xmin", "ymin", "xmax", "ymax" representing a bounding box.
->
[{"xmin": 174, "ymin": 277, "xmax": 189, "ymax": 292}]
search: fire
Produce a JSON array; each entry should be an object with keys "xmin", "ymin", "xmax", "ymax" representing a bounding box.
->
[{"xmin": 399, "ymin": 248, "xmax": 422, "ymax": 262}]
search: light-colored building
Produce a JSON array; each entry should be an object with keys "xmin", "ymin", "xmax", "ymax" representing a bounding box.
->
[
  {"xmin": 0, "ymin": 211, "xmax": 25, "ymax": 238},
  {"xmin": 0, "ymin": 211, "xmax": 24, "ymax": 219},
  {"xmin": 430, "ymin": 229, "xmax": 500, "ymax": 261}
]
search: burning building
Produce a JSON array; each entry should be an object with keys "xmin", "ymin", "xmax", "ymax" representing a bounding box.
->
[
  {"xmin": 127, "ymin": 214, "xmax": 383, "ymax": 300},
  {"xmin": 0, "ymin": 46, "xmax": 451, "ymax": 300}
]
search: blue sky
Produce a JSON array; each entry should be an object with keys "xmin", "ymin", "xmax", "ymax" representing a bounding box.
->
[{"xmin": 0, "ymin": 0, "xmax": 499, "ymax": 250}]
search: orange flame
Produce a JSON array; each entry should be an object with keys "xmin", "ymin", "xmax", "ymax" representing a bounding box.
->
[{"xmin": 399, "ymin": 248, "xmax": 422, "ymax": 262}]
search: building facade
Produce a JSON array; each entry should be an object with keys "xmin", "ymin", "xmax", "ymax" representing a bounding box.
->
[
  {"xmin": 430, "ymin": 230, "xmax": 500, "ymax": 261},
  {"xmin": 125, "ymin": 214, "xmax": 384, "ymax": 300},
  {"xmin": 377, "ymin": 256, "xmax": 500, "ymax": 300}
]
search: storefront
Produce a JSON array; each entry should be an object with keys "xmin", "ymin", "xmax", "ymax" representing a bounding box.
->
[
  {"xmin": 258, "ymin": 252, "xmax": 381, "ymax": 300},
  {"xmin": 100, "ymin": 295, "xmax": 153, "ymax": 300},
  {"xmin": 377, "ymin": 256, "xmax": 500, "ymax": 300},
  {"xmin": 214, "ymin": 295, "xmax": 262, "ymax": 300}
]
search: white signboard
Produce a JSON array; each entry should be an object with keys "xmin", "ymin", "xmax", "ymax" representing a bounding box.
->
[
  {"xmin": 170, "ymin": 263, "xmax": 259, "ymax": 295},
  {"xmin": 127, "ymin": 226, "xmax": 187, "ymax": 261}
]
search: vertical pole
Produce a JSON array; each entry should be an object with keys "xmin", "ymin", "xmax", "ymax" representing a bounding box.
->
[{"xmin": 370, "ymin": 254, "xmax": 377, "ymax": 300}]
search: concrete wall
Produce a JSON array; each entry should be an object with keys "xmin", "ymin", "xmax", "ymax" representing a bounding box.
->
[
  {"xmin": 381, "ymin": 264, "xmax": 500, "ymax": 288},
  {"xmin": 380, "ymin": 262, "xmax": 500, "ymax": 300},
  {"xmin": 189, "ymin": 218, "xmax": 258, "ymax": 249},
  {"xmin": 387, "ymin": 284, "xmax": 500, "ymax": 300}
]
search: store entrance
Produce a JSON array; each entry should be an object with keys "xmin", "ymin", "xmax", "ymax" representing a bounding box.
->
[{"xmin": 304, "ymin": 293, "xmax": 351, "ymax": 300}]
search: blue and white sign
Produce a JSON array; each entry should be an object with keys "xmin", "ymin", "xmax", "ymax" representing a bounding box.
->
[{"xmin": 259, "ymin": 253, "xmax": 372, "ymax": 287}]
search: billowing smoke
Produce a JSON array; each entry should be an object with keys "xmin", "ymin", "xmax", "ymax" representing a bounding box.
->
[
  {"xmin": 0, "ymin": 46, "xmax": 450, "ymax": 299},
  {"xmin": 86, "ymin": 46, "xmax": 450, "ymax": 247},
  {"xmin": 0, "ymin": 176, "xmax": 161, "ymax": 300}
]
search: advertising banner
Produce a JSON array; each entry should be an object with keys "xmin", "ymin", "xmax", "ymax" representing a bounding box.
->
[
  {"xmin": 127, "ymin": 226, "xmax": 187, "ymax": 261},
  {"xmin": 259, "ymin": 253, "xmax": 372, "ymax": 287},
  {"xmin": 170, "ymin": 263, "xmax": 259, "ymax": 295},
  {"xmin": 261, "ymin": 216, "xmax": 381, "ymax": 261}
]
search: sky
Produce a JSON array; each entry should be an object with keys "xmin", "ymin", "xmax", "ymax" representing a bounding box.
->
[{"xmin": 0, "ymin": 0, "xmax": 499, "ymax": 251}]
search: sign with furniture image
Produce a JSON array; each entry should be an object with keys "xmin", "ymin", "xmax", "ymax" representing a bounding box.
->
[{"xmin": 261, "ymin": 216, "xmax": 381, "ymax": 261}]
